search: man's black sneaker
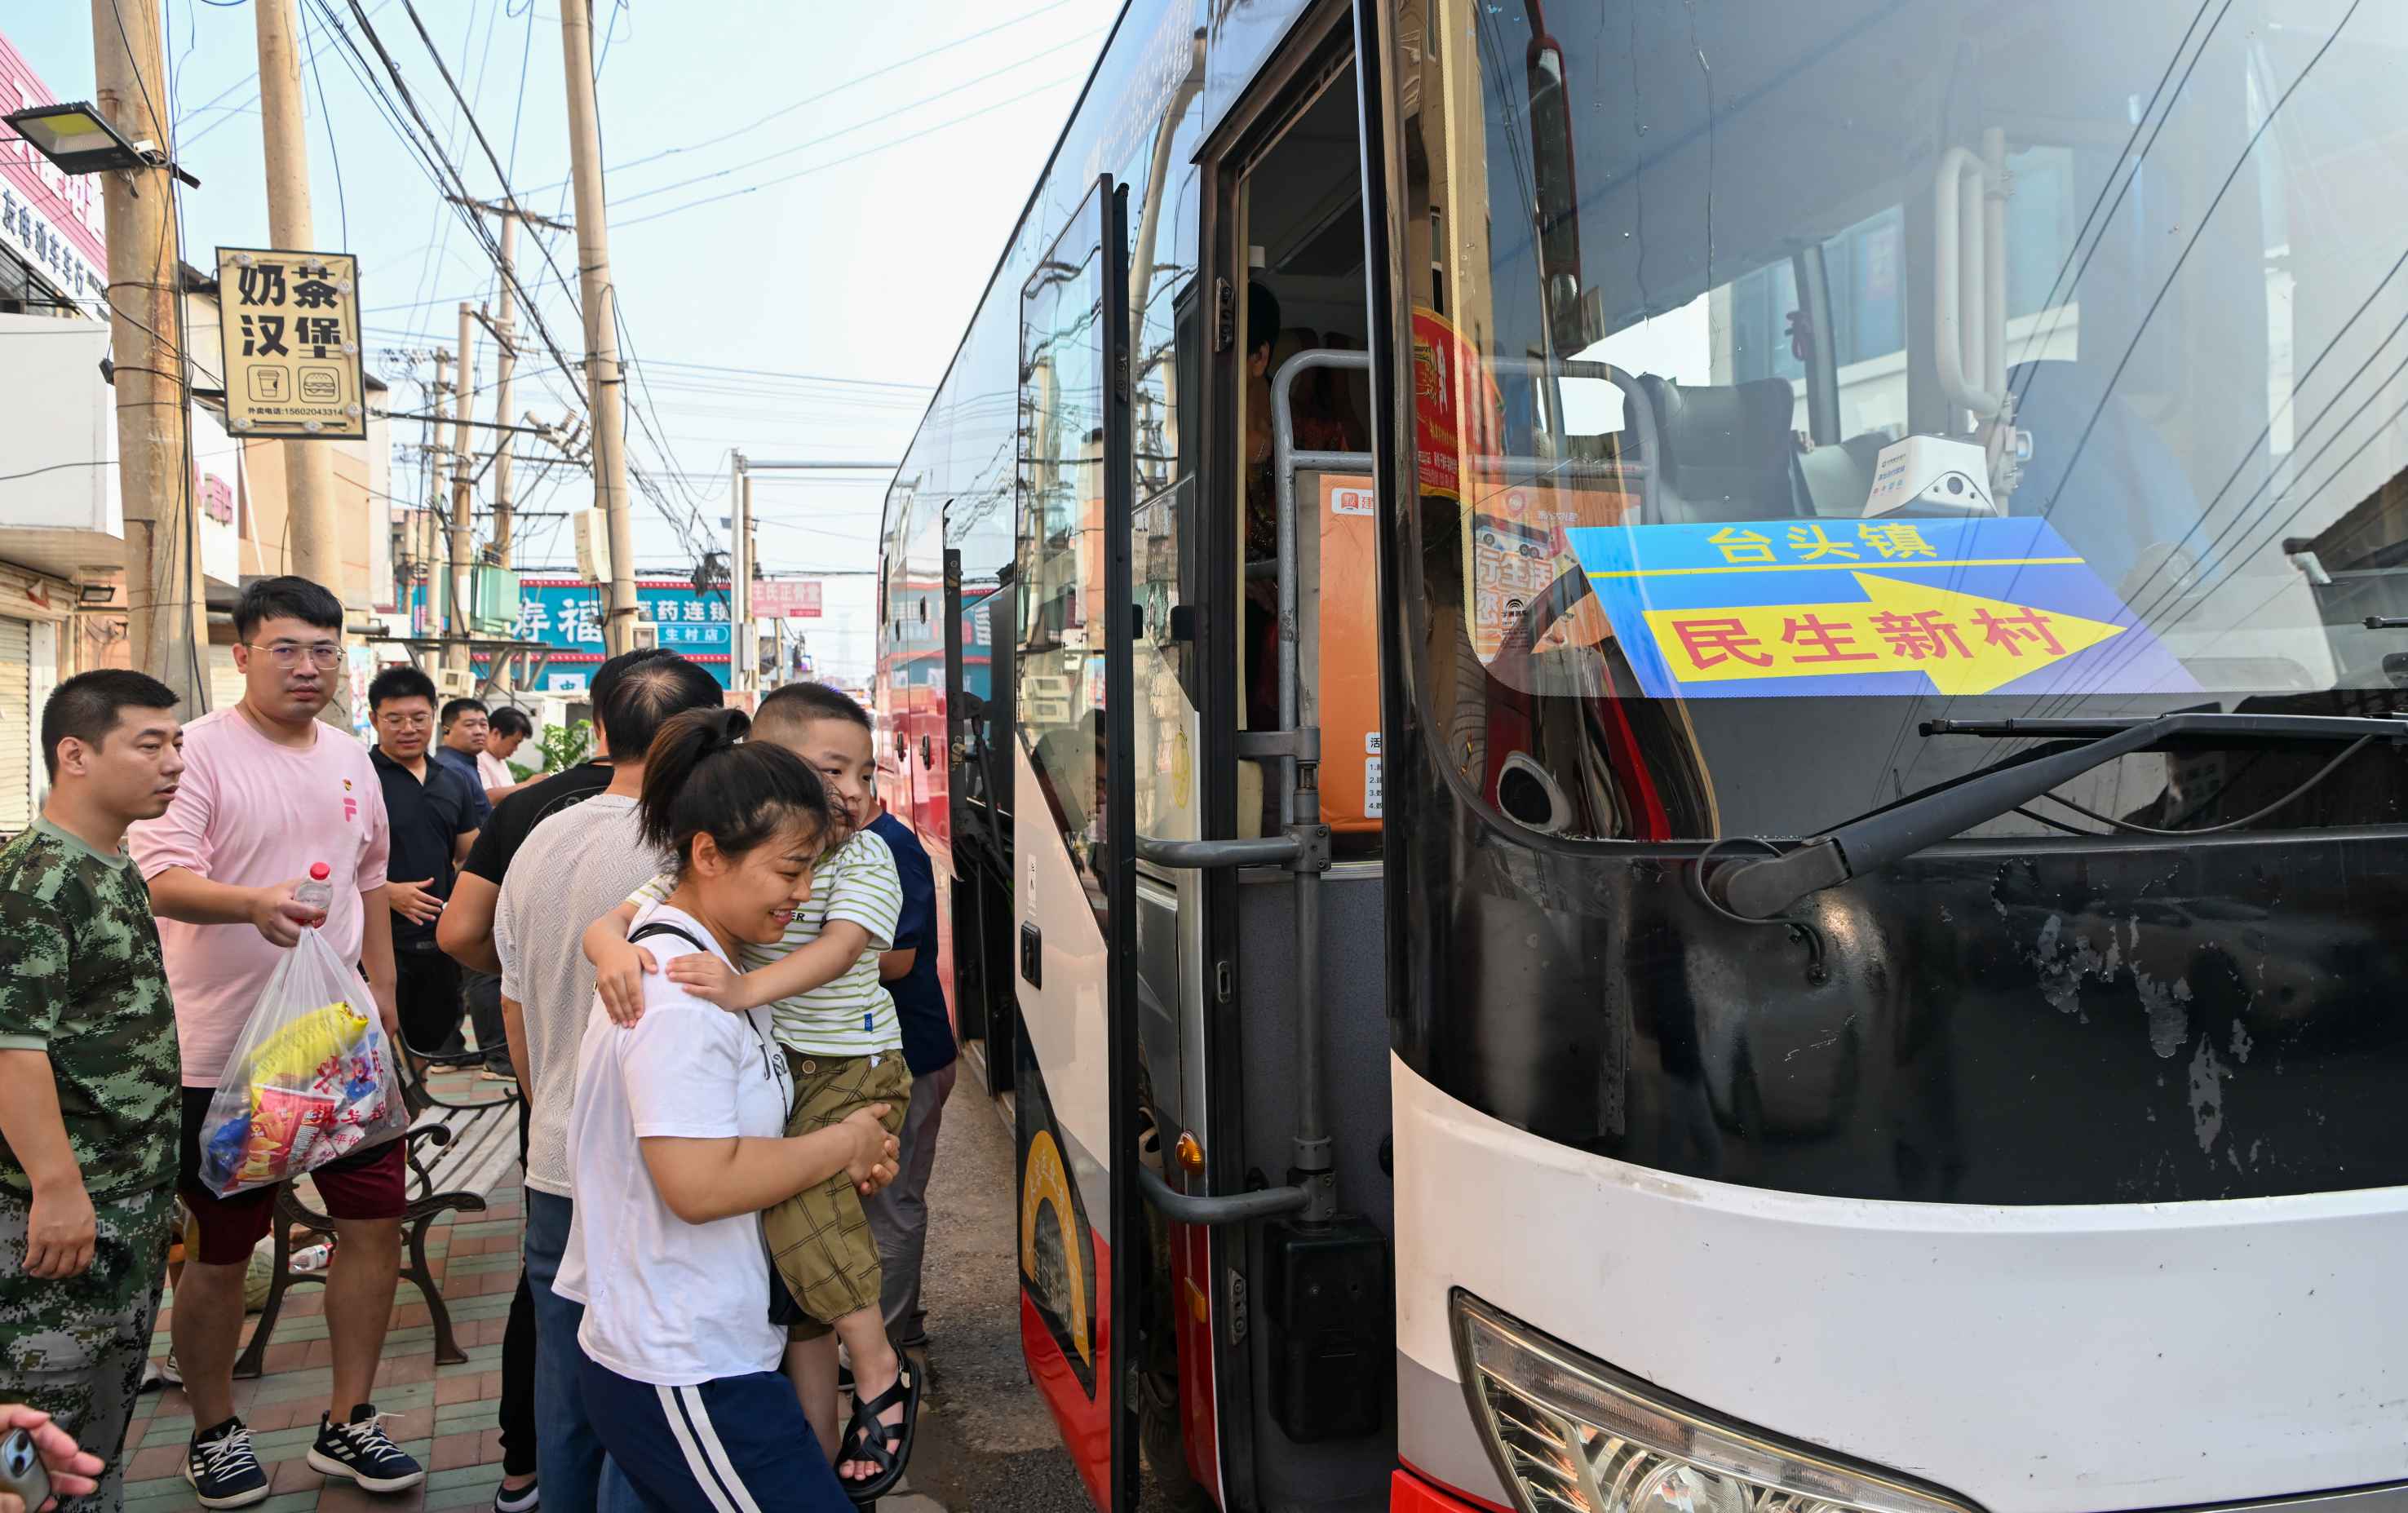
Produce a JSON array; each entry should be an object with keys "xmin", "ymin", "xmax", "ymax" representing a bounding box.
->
[
  {"xmin": 307, "ymin": 1403, "xmax": 427, "ymax": 1493},
  {"xmin": 494, "ymin": 1475, "xmax": 541, "ymax": 1511},
  {"xmin": 184, "ymin": 1417, "xmax": 270, "ymax": 1509}
]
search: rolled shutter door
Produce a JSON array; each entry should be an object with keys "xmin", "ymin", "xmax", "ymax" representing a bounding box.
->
[{"xmin": 0, "ymin": 617, "xmax": 32, "ymax": 836}]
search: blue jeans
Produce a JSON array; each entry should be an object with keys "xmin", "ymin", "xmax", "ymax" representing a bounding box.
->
[{"xmin": 525, "ymin": 1190, "xmax": 642, "ymax": 1511}]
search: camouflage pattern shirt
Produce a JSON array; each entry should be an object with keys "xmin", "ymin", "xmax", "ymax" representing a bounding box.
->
[{"xmin": 0, "ymin": 820, "xmax": 179, "ymax": 1201}]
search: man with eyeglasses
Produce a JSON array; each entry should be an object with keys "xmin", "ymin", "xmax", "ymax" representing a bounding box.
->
[{"xmin": 131, "ymin": 577, "xmax": 427, "ymax": 1506}]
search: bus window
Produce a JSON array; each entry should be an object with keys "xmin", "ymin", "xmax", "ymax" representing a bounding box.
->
[{"xmin": 1238, "ymin": 58, "xmax": 1383, "ymax": 852}]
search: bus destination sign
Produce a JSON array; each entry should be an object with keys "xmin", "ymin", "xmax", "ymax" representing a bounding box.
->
[{"xmin": 1567, "ymin": 516, "xmax": 2198, "ymax": 701}]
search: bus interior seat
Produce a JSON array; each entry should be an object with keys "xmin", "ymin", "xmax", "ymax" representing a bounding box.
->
[
  {"xmin": 1636, "ymin": 375, "xmax": 1805, "ymax": 522},
  {"xmin": 1797, "ymin": 431, "xmax": 1892, "ymax": 516}
]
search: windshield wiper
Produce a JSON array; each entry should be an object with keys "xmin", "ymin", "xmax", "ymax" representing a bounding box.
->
[{"xmin": 1712, "ymin": 711, "xmax": 2408, "ymax": 920}]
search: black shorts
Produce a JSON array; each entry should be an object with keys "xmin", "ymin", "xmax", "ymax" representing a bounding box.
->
[{"xmin": 394, "ymin": 947, "xmax": 463, "ymax": 1056}]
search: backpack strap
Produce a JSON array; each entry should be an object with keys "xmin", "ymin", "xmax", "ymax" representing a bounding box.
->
[{"xmin": 629, "ymin": 920, "xmax": 713, "ymax": 956}]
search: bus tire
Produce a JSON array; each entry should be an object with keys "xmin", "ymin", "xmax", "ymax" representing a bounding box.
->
[{"xmin": 1137, "ymin": 1365, "xmax": 1217, "ymax": 1513}]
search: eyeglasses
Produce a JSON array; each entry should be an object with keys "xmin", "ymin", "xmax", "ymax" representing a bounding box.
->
[
  {"xmin": 249, "ymin": 641, "xmax": 343, "ymax": 669},
  {"xmin": 375, "ymin": 710, "xmax": 432, "ymax": 730}
]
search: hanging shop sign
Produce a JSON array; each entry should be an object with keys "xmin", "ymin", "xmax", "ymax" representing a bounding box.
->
[{"xmin": 215, "ymin": 246, "xmax": 366, "ymax": 440}]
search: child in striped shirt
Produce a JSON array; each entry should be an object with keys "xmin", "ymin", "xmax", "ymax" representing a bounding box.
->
[{"xmin": 583, "ymin": 684, "xmax": 917, "ymax": 1493}]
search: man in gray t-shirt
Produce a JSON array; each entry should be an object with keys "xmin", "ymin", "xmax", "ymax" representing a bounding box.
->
[{"xmin": 491, "ymin": 655, "xmax": 721, "ymax": 1512}]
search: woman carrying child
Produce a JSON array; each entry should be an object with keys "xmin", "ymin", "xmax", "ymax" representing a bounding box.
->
[
  {"xmin": 553, "ymin": 708, "xmax": 900, "ymax": 1512},
  {"xmin": 587, "ymin": 686, "xmax": 921, "ymax": 1498}
]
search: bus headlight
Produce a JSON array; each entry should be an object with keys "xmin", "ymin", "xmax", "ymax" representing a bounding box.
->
[{"xmin": 1452, "ymin": 1292, "xmax": 1981, "ymax": 1513}]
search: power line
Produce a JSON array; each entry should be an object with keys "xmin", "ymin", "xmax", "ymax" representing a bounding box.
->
[
  {"xmin": 617, "ymin": 74, "xmax": 1084, "ymax": 229},
  {"xmin": 516, "ymin": 0, "xmax": 1080, "ymax": 194},
  {"xmin": 178, "ymin": 0, "xmax": 396, "ymax": 144},
  {"xmin": 604, "ymin": 33, "xmax": 1095, "ymax": 211}
]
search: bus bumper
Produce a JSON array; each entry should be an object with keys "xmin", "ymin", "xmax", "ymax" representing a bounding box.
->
[{"xmin": 1392, "ymin": 1054, "xmax": 2408, "ymax": 1513}]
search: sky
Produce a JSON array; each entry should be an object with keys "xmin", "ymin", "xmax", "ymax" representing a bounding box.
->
[{"xmin": 7, "ymin": 0, "xmax": 1118, "ymax": 679}]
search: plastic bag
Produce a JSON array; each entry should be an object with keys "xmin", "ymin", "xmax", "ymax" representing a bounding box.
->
[{"xmin": 195, "ymin": 927, "xmax": 406, "ymax": 1197}]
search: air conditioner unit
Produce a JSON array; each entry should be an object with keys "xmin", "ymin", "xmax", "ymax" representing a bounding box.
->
[
  {"xmin": 435, "ymin": 668, "xmax": 476, "ymax": 699},
  {"xmin": 629, "ymin": 619, "xmax": 659, "ymax": 651},
  {"xmin": 573, "ymin": 508, "xmax": 611, "ymax": 584}
]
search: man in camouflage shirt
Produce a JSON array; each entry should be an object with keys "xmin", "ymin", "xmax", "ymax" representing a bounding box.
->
[{"xmin": 0, "ymin": 671, "xmax": 187, "ymax": 1512}]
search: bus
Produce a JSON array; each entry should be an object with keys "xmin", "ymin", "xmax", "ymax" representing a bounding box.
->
[{"xmin": 872, "ymin": 3, "xmax": 2408, "ymax": 1511}]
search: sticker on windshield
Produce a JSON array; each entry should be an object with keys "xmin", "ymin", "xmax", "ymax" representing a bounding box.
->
[{"xmin": 1563, "ymin": 516, "xmax": 2198, "ymax": 700}]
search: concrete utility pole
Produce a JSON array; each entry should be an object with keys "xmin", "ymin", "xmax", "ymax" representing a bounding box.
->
[
  {"xmin": 447, "ymin": 196, "xmax": 567, "ymax": 695},
  {"xmin": 447, "ymin": 303, "xmax": 476, "ymax": 675},
  {"xmin": 489, "ymin": 222, "xmax": 516, "ymax": 576},
  {"xmin": 254, "ymin": 0, "xmax": 344, "ymax": 617},
  {"xmin": 89, "ymin": 0, "xmax": 208, "ymax": 710},
  {"xmin": 558, "ymin": 0, "xmax": 636, "ymax": 653},
  {"xmin": 426, "ymin": 347, "xmax": 451, "ymax": 675},
  {"xmin": 737, "ymin": 470, "xmax": 755, "ymax": 693}
]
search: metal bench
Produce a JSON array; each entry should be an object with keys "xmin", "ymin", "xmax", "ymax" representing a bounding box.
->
[{"xmin": 234, "ymin": 1050, "xmax": 522, "ymax": 1377}]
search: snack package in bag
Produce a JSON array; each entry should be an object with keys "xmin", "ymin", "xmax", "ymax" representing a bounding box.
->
[{"xmin": 196, "ymin": 927, "xmax": 405, "ymax": 1197}]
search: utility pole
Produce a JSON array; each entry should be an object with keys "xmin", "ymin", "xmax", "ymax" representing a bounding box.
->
[
  {"xmin": 447, "ymin": 196, "xmax": 567, "ymax": 696},
  {"xmin": 558, "ymin": 0, "xmax": 636, "ymax": 653},
  {"xmin": 447, "ymin": 303, "xmax": 476, "ymax": 676},
  {"xmin": 255, "ymin": 0, "xmax": 345, "ymax": 644},
  {"xmin": 737, "ymin": 469, "xmax": 755, "ymax": 694},
  {"xmin": 425, "ymin": 346, "xmax": 451, "ymax": 675},
  {"xmin": 89, "ymin": 0, "xmax": 207, "ymax": 710}
]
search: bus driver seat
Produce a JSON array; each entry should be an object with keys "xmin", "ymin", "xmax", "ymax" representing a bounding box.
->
[{"xmin": 1635, "ymin": 374, "xmax": 1804, "ymax": 523}]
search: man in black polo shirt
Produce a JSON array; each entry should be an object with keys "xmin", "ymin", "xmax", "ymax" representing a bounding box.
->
[{"xmin": 367, "ymin": 666, "xmax": 482, "ymax": 1061}]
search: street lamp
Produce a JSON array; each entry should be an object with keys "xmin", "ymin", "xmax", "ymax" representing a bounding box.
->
[{"xmin": 4, "ymin": 100, "xmax": 201, "ymax": 187}]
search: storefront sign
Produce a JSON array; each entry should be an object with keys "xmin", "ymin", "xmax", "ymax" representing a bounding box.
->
[
  {"xmin": 215, "ymin": 246, "xmax": 366, "ymax": 440},
  {"xmin": 476, "ymin": 577, "xmax": 733, "ymax": 692},
  {"xmin": 0, "ymin": 36, "xmax": 108, "ymax": 311},
  {"xmin": 752, "ymin": 578, "xmax": 823, "ymax": 617}
]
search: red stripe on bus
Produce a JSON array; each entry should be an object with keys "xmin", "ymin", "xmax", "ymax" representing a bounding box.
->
[{"xmin": 1392, "ymin": 1462, "xmax": 1514, "ymax": 1513}]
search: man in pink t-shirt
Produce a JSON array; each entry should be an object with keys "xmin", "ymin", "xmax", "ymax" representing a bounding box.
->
[{"xmin": 130, "ymin": 577, "xmax": 426, "ymax": 1505}]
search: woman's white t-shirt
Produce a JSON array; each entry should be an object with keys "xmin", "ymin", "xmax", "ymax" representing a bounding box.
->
[{"xmin": 555, "ymin": 901, "xmax": 796, "ymax": 1386}]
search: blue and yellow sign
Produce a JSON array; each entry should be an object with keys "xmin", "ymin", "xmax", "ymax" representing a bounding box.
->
[{"xmin": 1565, "ymin": 517, "xmax": 2198, "ymax": 700}]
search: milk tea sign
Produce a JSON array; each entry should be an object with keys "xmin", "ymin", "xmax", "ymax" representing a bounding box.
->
[{"xmin": 215, "ymin": 247, "xmax": 366, "ymax": 441}]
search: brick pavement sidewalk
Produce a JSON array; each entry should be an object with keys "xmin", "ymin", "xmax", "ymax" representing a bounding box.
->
[{"xmin": 123, "ymin": 1111, "xmax": 529, "ymax": 1510}]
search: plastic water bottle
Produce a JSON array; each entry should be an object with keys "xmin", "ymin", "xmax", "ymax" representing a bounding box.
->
[
  {"xmin": 290, "ymin": 1242, "xmax": 333, "ymax": 1274},
  {"xmin": 294, "ymin": 862, "xmax": 333, "ymax": 918}
]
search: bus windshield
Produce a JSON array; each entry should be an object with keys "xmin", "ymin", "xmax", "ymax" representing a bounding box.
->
[{"xmin": 1405, "ymin": 0, "xmax": 2408, "ymax": 841}]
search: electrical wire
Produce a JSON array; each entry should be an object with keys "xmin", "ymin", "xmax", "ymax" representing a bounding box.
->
[
  {"xmin": 2033, "ymin": 736, "xmax": 2375, "ymax": 837},
  {"xmin": 516, "ymin": 0, "xmax": 1079, "ymax": 194},
  {"xmin": 616, "ymin": 75, "xmax": 1086, "ymax": 229},
  {"xmin": 299, "ymin": 0, "xmax": 352, "ymax": 248},
  {"xmin": 604, "ymin": 34, "xmax": 1096, "ymax": 210},
  {"xmin": 179, "ymin": 0, "xmax": 396, "ymax": 144}
]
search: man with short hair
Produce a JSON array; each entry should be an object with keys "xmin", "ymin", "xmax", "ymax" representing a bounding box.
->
[
  {"xmin": 0, "ymin": 671, "xmax": 185, "ymax": 1512},
  {"xmin": 131, "ymin": 576, "xmax": 424, "ymax": 1506},
  {"xmin": 366, "ymin": 666, "xmax": 481, "ymax": 1062},
  {"xmin": 494, "ymin": 654, "xmax": 724, "ymax": 1511},
  {"xmin": 435, "ymin": 700, "xmax": 494, "ymax": 831},
  {"xmin": 479, "ymin": 707, "xmax": 535, "ymax": 807}
]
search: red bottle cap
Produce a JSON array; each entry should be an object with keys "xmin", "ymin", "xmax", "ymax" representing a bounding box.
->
[{"xmin": 309, "ymin": 862, "xmax": 330, "ymax": 881}]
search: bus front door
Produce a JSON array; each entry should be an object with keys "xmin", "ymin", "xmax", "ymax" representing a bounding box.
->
[{"xmin": 1011, "ymin": 176, "xmax": 1142, "ymax": 1513}]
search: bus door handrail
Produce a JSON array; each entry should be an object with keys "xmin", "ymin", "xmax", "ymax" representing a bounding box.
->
[
  {"xmin": 1131, "ymin": 349, "xmax": 1367, "ymax": 1228},
  {"xmin": 1137, "ymin": 1161, "xmax": 1308, "ymax": 1224},
  {"xmin": 1478, "ymin": 356, "xmax": 1662, "ymax": 524}
]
